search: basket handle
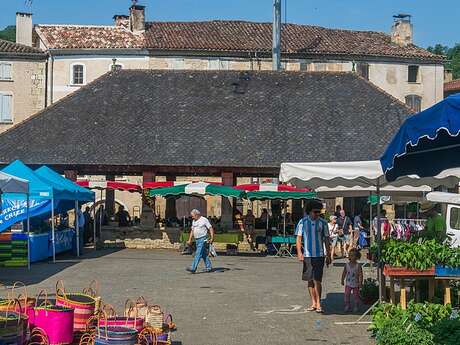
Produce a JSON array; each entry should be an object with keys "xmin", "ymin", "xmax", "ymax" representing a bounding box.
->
[
  {"xmin": 83, "ymin": 280, "xmax": 100, "ymax": 297},
  {"xmin": 55, "ymin": 280, "xmax": 66, "ymax": 297},
  {"xmin": 10, "ymin": 281, "xmax": 27, "ymax": 300},
  {"xmin": 138, "ymin": 328, "xmax": 156, "ymax": 345},
  {"xmin": 135, "ymin": 296, "xmax": 148, "ymax": 307},
  {"xmin": 34, "ymin": 289, "xmax": 50, "ymax": 308},
  {"xmin": 124, "ymin": 299, "xmax": 138, "ymax": 325},
  {"xmin": 148, "ymin": 304, "xmax": 162, "ymax": 313},
  {"xmin": 79, "ymin": 332, "xmax": 95, "ymax": 345},
  {"xmin": 101, "ymin": 303, "xmax": 117, "ymax": 317},
  {"xmin": 30, "ymin": 327, "xmax": 50, "ymax": 345},
  {"xmin": 97, "ymin": 310, "xmax": 109, "ymax": 340},
  {"xmin": 5, "ymin": 299, "xmax": 22, "ymax": 325}
]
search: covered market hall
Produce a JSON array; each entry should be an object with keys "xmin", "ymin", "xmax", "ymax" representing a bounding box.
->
[{"xmin": 0, "ymin": 69, "xmax": 412, "ymax": 250}]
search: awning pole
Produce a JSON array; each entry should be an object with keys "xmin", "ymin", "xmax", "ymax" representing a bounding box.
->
[
  {"xmin": 99, "ymin": 190, "xmax": 103, "ymax": 242},
  {"xmin": 26, "ymin": 193, "xmax": 30, "ymax": 270},
  {"xmin": 93, "ymin": 197, "xmax": 97, "ymax": 250},
  {"xmin": 369, "ymin": 192, "xmax": 374, "ymax": 244},
  {"xmin": 51, "ymin": 197, "xmax": 56, "ymax": 263},
  {"xmin": 376, "ymin": 182, "xmax": 384, "ymax": 301},
  {"xmin": 75, "ymin": 200, "xmax": 80, "ymax": 257}
]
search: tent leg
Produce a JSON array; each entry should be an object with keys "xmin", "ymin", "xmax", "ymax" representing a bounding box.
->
[
  {"xmin": 369, "ymin": 192, "xmax": 374, "ymax": 244},
  {"xmin": 27, "ymin": 194, "xmax": 30, "ymax": 270},
  {"xmin": 51, "ymin": 197, "xmax": 55, "ymax": 263},
  {"xmin": 99, "ymin": 189, "xmax": 103, "ymax": 246},
  {"xmin": 75, "ymin": 200, "xmax": 80, "ymax": 257}
]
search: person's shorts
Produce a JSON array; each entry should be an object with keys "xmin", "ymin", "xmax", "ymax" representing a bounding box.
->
[{"xmin": 302, "ymin": 257, "xmax": 325, "ymax": 282}]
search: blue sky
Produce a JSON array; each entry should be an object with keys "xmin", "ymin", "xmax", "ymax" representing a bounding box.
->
[{"xmin": 0, "ymin": 0, "xmax": 458, "ymax": 48}]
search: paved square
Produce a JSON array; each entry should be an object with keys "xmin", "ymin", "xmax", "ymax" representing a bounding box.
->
[{"xmin": 1, "ymin": 249, "xmax": 373, "ymax": 345}]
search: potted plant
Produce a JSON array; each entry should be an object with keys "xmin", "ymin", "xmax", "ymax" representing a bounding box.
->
[{"xmin": 360, "ymin": 278, "xmax": 379, "ymax": 305}]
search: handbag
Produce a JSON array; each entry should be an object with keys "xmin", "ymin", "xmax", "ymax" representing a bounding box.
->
[
  {"xmin": 144, "ymin": 305, "xmax": 164, "ymax": 330},
  {"xmin": 208, "ymin": 244, "xmax": 217, "ymax": 257},
  {"xmin": 55, "ymin": 280, "xmax": 96, "ymax": 332}
]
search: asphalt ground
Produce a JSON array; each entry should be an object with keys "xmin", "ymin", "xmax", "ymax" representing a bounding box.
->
[{"xmin": 0, "ymin": 249, "xmax": 374, "ymax": 345}]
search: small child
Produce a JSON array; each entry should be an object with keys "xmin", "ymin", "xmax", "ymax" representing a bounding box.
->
[{"xmin": 341, "ymin": 248, "xmax": 363, "ymax": 313}]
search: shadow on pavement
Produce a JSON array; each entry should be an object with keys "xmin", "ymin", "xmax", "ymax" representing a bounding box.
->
[{"xmin": 0, "ymin": 248, "xmax": 122, "ymax": 286}]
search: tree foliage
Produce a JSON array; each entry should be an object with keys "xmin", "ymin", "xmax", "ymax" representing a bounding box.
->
[
  {"xmin": 428, "ymin": 43, "xmax": 460, "ymax": 79},
  {"xmin": 0, "ymin": 26, "xmax": 16, "ymax": 42}
]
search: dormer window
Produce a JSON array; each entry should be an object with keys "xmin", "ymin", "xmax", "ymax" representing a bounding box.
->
[{"xmin": 71, "ymin": 63, "xmax": 86, "ymax": 85}]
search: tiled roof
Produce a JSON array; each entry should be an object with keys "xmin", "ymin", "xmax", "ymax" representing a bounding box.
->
[
  {"xmin": 0, "ymin": 70, "xmax": 411, "ymax": 168},
  {"xmin": 444, "ymin": 79, "xmax": 460, "ymax": 92},
  {"xmin": 35, "ymin": 25, "xmax": 145, "ymax": 49},
  {"xmin": 35, "ymin": 20, "xmax": 442, "ymax": 61},
  {"xmin": 0, "ymin": 38, "xmax": 46, "ymax": 58}
]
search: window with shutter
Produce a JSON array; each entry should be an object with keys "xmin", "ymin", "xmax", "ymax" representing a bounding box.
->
[
  {"xmin": 405, "ymin": 94, "xmax": 422, "ymax": 112},
  {"xmin": 408, "ymin": 65, "xmax": 419, "ymax": 83},
  {"xmin": 0, "ymin": 63, "xmax": 12, "ymax": 80},
  {"xmin": 357, "ymin": 63, "xmax": 369, "ymax": 80},
  {"xmin": 0, "ymin": 94, "xmax": 12, "ymax": 122}
]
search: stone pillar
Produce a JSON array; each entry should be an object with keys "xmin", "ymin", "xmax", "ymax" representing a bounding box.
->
[
  {"xmin": 64, "ymin": 170, "xmax": 78, "ymax": 181},
  {"xmin": 142, "ymin": 171, "xmax": 156, "ymax": 228},
  {"xmin": 221, "ymin": 172, "xmax": 234, "ymax": 229},
  {"xmin": 165, "ymin": 176, "xmax": 177, "ymax": 219},
  {"xmin": 105, "ymin": 175, "xmax": 115, "ymax": 219}
]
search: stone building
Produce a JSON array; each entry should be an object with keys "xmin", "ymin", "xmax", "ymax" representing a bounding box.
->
[
  {"xmin": 0, "ymin": 13, "xmax": 47, "ymax": 132},
  {"xmin": 22, "ymin": 5, "xmax": 443, "ymax": 111}
]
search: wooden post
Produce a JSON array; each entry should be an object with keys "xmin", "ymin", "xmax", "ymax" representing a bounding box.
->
[
  {"xmin": 400, "ymin": 279, "xmax": 407, "ymax": 310},
  {"xmin": 444, "ymin": 281, "xmax": 451, "ymax": 306},
  {"xmin": 428, "ymin": 278, "xmax": 435, "ymax": 302},
  {"xmin": 415, "ymin": 279, "xmax": 421, "ymax": 302},
  {"xmin": 389, "ymin": 277, "xmax": 395, "ymax": 304}
]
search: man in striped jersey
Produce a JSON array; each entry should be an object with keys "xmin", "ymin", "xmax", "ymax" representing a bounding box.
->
[{"xmin": 295, "ymin": 199, "xmax": 331, "ymax": 313}]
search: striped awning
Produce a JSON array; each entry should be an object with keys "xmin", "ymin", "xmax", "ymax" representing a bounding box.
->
[{"xmin": 76, "ymin": 180, "xmax": 142, "ymax": 193}]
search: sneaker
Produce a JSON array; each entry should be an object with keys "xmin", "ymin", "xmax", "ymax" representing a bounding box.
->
[
  {"xmin": 202, "ymin": 268, "xmax": 212, "ymax": 273},
  {"xmin": 186, "ymin": 267, "xmax": 196, "ymax": 274}
]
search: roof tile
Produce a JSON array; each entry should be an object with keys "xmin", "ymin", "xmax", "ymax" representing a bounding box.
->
[{"xmin": 0, "ymin": 38, "xmax": 46, "ymax": 57}]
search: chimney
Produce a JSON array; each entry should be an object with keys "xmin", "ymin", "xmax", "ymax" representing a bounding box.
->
[
  {"xmin": 391, "ymin": 14, "xmax": 413, "ymax": 47},
  {"xmin": 129, "ymin": 2, "xmax": 145, "ymax": 33},
  {"xmin": 16, "ymin": 12, "xmax": 33, "ymax": 47},
  {"xmin": 113, "ymin": 15, "xmax": 130, "ymax": 29}
]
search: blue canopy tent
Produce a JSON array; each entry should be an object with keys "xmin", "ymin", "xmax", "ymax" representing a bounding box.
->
[
  {"xmin": 381, "ymin": 93, "xmax": 460, "ymax": 181},
  {"xmin": 35, "ymin": 166, "xmax": 95, "ymax": 257},
  {"xmin": 1, "ymin": 160, "xmax": 83, "ymax": 263}
]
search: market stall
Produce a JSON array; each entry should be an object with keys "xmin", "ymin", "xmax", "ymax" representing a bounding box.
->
[{"xmin": 2, "ymin": 160, "xmax": 93, "ymax": 263}]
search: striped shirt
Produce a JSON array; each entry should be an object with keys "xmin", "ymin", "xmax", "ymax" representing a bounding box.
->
[{"xmin": 295, "ymin": 216, "xmax": 329, "ymax": 257}]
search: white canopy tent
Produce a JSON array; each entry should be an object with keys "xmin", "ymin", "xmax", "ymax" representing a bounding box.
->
[
  {"xmin": 0, "ymin": 172, "xmax": 29, "ymax": 194},
  {"xmin": 316, "ymin": 185, "xmax": 430, "ymax": 200},
  {"xmin": 279, "ymin": 160, "xmax": 460, "ymax": 300}
]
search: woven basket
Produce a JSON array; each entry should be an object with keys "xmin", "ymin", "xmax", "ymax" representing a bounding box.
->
[
  {"xmin": 95, "ymin": 325, "xmax": 138, "ymax": 345},
  {"xmin": 0, "ymin": 305, "xmax": 29, "ymax": 345},
  {"xmin": 98, "ymin": 305, "xmax": 144, "ymax": 332},
  {"xmin": 145, "ymin": 305, "xmax": 163, "ymax": 330},
  {"xmin": 30, "ymin": 290, "xmax": 74, "ymax": 345},
  {"xmin": 29, "ymin": 327, "xmax": 50, "ymax": 345},
  {"xmin": 55, "ymin": 280, "xmax": 96, "ymax": 332}
]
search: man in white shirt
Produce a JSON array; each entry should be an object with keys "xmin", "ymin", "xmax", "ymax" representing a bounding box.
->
[{"xmin": 186, "ymin": 209, "xmax": 214, "ymax": 273}]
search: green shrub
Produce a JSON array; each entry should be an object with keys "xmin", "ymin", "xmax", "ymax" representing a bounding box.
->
[
  {"xmin": 375, "ymin": 319, "xmax": 434, "ymax": 345},
  {"xmin": 431, "ymin": 318, "xmax": 460, "ymax": 345}
]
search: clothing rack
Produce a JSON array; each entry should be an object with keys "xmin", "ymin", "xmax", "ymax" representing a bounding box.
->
[{"xmin": 392, "ymin": 218, "xmax": 426, "ymax": 223}]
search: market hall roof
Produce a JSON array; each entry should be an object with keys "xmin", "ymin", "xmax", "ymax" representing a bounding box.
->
[
  {"xmin": 0, "ymin": 70, "xmax": 411, "ymax": 170},
  {"xmin": 35, "ymin": 21, "xmax": 442, "ymax": 62},
  {"xmin": 0, "ymin": 38, "xmax": 47, "ymax": 59}
]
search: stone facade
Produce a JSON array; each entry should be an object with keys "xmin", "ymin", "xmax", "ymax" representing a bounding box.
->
[{"xmin": 0, "ymin": 59, "xmax": 46, "ymax": 132}]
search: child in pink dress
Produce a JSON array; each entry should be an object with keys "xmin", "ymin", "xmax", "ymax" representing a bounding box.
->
[{"xmin": 341, "ymin": 248, "xmax": 363, "ymax": 312}]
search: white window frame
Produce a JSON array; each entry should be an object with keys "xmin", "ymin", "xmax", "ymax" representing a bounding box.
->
[
  {"xmin": 0, "ymin": 92, "xmax": 13, "ymax": 124},
  {"xmin": 0, "ymin": 62, "xmax": 13, "ymax": 81},
  {"xmin": 108, "ymin": 62, "xmax": 124, "ymax": 71},
  {"xmin": 69, "ymin": 63, "xmax": 86, "ymax": 86}
]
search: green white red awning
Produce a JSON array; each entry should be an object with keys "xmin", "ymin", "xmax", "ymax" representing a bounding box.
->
[{"xmin": 149, "ymin": 182, "xmax": 245, "ymax": 198}]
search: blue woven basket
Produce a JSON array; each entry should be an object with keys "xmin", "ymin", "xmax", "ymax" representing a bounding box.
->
[{"xmin": 95, "ymin": 326, "xmax": 138, "ymax": 345}]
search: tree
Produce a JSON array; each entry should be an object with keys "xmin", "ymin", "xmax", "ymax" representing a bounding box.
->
[
  {"xmin": 427, "ymin": 43, "xmax": 460, "ymax": 79},
  {"xmin": 427, "ymin": 44, "xmax": 448, "ymax": 56},
  {"xmin": 0, "ymin": 26, "xmax": 15, "ymax": 42}
]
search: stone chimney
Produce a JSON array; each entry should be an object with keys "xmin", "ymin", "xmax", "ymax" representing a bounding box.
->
[
  {"xmin": 113, "ymin": 15, "xmax": 130, "ymax": 29},
  {"xmin": 16, "ymin": 12, "xmax": 33, "ymax": 47},
  {"xmin": 391, "ymin": 14, "xmax": 413, "ymax": 47},
  {"xmin": 129, "ymin": 3, "xmax": 145, "ymax": 33}
]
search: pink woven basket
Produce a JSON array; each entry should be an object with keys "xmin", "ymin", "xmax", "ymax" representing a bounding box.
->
[
  {"xmin": 29, "ymin": 290, "xmax": 74, "ymax": 345},
  {"xmin": 98, "ymin": 304, "xmax": 144, "ymax": 332}
]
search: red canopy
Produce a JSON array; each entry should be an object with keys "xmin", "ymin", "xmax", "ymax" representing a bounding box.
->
[
  {"xmin": 234, "ymin": 183, "xmax": 309, "ymax": 192},
  {"xmin": 143, "ymin": 181, "xmax": 222, "ymax": 189},
  {"xmin": 76, "ymin": 180, "xmax": 142, "ymax": 193}
]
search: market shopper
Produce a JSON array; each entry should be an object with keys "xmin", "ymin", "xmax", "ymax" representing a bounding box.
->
[
  {"xmin": 296, "ymin": 199, "xmax": 331, "ymax": 313},
  {"xmin": 337, "ymin": 209, "xmax": 353, "ymax": 257},
  {"xmin": 243, "ymin": 209, "xmax": 256, "ymax": 250},
  {"xmin": 341, "ymin": 248, "xmax": 363, "ymax": 313},
  {"xmin": 352, "ymin": 212, "xmax": 364, "ymax": 249},
  {"xmin": 328, "ymin": 215, "xmax": 344, "ymax": 262},
  {"xmin": 186, "ymin": 209, "xmax": 214, "ymax": 273},
  {"xmin": 420, "ymin": 201, "xmax": 447, "ymax": 242}
]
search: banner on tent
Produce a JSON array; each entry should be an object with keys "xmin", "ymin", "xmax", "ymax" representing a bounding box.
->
[{"xmin": 0, "ymin": 198, "xmax": 51, "ymax": 232}]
